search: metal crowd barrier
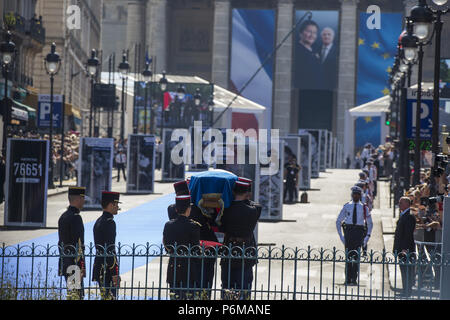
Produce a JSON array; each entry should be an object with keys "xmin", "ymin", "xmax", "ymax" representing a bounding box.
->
[{"xmin": 1, "ymin": 243, "xmax": 449, "ymax": 300}]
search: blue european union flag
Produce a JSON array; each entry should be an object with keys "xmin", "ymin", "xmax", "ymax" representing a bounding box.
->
[
  {"xmin": 355, "ymin": 12, "xmax": 402, "ymax": 149},
  {"xmin": 356, "ymin": 12, "xmax": 403, "ymax": 105}
]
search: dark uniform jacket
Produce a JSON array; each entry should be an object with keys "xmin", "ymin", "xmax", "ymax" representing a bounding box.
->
[
  {"xmin": 189, "ymin": 205, "xmax": 219, "ymax": 242},
  {"xmin": 220, "ymin": 200, "xmax": 260, "ymax": 267},
  {"xmin": 92, "ymin": 211, "xmax": 118, "ymax": 282},
  {"xmin": 58, "ymin": 206, "xmax": 85, "ymax": 277},
  {"xmin": 163, "ymin": 215, "xmax": 201, "ymax": 285},
  {"xmin": 393, "ymin": 209, "xmax": 416, "ymax": 254}
]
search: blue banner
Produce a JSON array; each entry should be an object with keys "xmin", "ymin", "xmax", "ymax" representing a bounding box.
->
[
  {"xmin": 355, "ymin": 116, "xmax": 381, "ymax": 149},
  {"xmin": 355, "ymin": 12, "xmax": 402, "ymax": 149}
]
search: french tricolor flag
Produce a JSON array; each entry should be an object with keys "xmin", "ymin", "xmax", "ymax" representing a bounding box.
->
[{"xmin": 163, "ymin": 91, "xmax": 176, "ymax": 110}]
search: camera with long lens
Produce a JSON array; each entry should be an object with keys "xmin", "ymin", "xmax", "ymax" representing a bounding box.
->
[
  {"xmin": 433, "ymin": 154, "xmax": 449, "ymax": 177},
  {"xmin": 421, "ymin": 195, "xmax": 445, "ymax": 206}
]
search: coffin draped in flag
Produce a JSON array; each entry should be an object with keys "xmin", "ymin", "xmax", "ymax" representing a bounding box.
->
[{"xmin": 188, "ymin": 170, "xmax": 238, "ymax": 224}]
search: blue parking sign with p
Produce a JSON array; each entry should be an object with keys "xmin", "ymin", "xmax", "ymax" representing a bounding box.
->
[
  {"xmin": 406, "ymin": 89, "xmax": 433, "ymax": 140},
  {"xmin": 38, "ymin": 94, "xmax": 63, "ymax": 128}
]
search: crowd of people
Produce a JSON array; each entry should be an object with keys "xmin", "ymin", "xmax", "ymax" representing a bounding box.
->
[
  {"xmin": 9, "ymin": 130, "xmax": 81, "ymax": 182},
  {"xmin": 353, "ymin": 141, "xmax": 395, "ymax": 178}
]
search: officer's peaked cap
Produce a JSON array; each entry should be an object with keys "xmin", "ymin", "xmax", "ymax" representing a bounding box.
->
[
  {"xmin": 69, "ymin": 186, "xmax": 86, "ymax": 196},
  {"xmin": 351, "ymin": 186, "xmax": 363, "ymax": 194},
  {"xmin": 102, "ymin": 191, "xmax": 121, "ymax": 204}
]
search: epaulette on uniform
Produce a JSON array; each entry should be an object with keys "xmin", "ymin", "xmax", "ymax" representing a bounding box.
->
[{"xmin": 190, "ymin": 219, "xmax": 202, "ymax": 227}]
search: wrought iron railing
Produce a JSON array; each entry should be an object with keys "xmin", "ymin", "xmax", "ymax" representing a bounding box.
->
[{"xmin": 1, "ymin": 243, "xmax": 448, "ymax": 300}]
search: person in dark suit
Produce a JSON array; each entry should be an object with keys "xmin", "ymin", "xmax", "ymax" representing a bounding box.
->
[
  {"xmin": 315, "ymin": 27, "xmax": 338, "ymax": 91},
  {"xmin": 219, "ymin": 180, "xmax": 260, "ymax": 300},
  {"xmin": 294, "ymin": 20, "xmax": 322, "ymax": 90},
  {"xmin": 163, "ymin": 194, "xmax": 201, "ymax": 300},
  {"xmin": 58, "ymin": 187, "xmax": 86, "ymax": 299},
  {"xmin": 92, "ymin": 191, "xmax": 121, "ymax": 300},
  {"xmin": 393, "ymin": 197, "xmax": 416, "ymax": 297},
  {"xmin": 167, "ymin": 180, "xmax": 190, "ymax": 220}
]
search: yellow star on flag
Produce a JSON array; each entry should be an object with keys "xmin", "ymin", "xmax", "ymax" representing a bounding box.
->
[
  {"xmin": 371, "ymin": 42, "xmax": 380, "ymax": 49},
  {"xmin": 386, "ymin": 66, "xmax": 392, "ymax": 73},
  {"xmin": 364, "ymin": 117, "xmax": 373, "ymax": 123},
  {"xmin": 382, "ymin": 52, "xmax": 390, "ymax": 59},
  {"xmin": 358, "ymin": 38, "xmax": 365, "ymax": 46},
  {"xmin": 382, "ymin": 87, "xmax": 390, "ymax": 95}
]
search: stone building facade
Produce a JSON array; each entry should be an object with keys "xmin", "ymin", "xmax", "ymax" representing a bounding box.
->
[
  {"xmin": 114, "ymin": 0, "xmax": 450, "ymax": 157},
  {"xmin": 33, "ymin": 0, "xmax": 103, "ymax": 136}
]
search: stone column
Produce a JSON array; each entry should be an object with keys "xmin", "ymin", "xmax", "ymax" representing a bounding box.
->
[
  {"xmin": 337, "ymin": 0, "xmax": 359, "ymax": 159},
  {"xmin": 126, "ymin": 0, "xmax": 146, "ymax": 70},
  {"xmin": 273, "ymin": 0, "xmax": 294, "ymax": 135},
  {"xmin": 211, "ymin": 0, "xmax": 231, "ymax": 89},
  {"xmin": 147, "ymin": 0, "xmax": 167, "ymax": 73}
]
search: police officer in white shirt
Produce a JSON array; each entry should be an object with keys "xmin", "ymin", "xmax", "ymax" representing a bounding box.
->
[{"xmin": 336, "ymin": 186, "xmax": 373, "ymax": 285}]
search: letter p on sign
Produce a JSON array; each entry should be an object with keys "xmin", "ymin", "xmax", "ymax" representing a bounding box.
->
[{"xmin": 40, "ymin": 102, "xmax": 51, "ymax": 120}]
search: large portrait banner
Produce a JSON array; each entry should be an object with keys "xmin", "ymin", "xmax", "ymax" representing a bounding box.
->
[
  {"xmin": 300, "ymin": 129, "xmax": 320, "ymax": 178},
  {"xmin": 79, "ymin": 138, "xmax": 114, "ymax": 209},
  {"xmin": 162, "ymin": 128, "xmax": 185, "ymax": 182},
  {"xmin": 4, "ymin": 139, "xmax": 49, "ymax": 227},
  {"xmin": 294, "ymin": 10, "xmax": 340, "ymax": 131},
  {"xmin": 127, "ymin": 134, "xmax": 156, "ymax": 193}
]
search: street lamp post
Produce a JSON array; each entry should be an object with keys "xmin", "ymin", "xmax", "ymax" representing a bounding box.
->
[
  {"xmin": 400, "ymin": 20, "xmax": 419, "ymax": 191},
  {"xmin": 0, "ymin": 31, "xmax": 15, "ymax": 157},
  {"xmin": 194, "ymin": 88, "xmax": 201, "ymax": 124},
  {"xmin": 87, "ymin": 49, "xmax": 99, "ymax": 137},
  {"xmin": 159, "ymin": 71, "xmax": 168, "ymax": 136},
  {"xmin": 208, "ymin": 95, "xmax": 215, "ymax": 127},
  {"xmin": 410, "ymin": 1, "xmax": 433, "ymax": 186},
  {"xmin": 142, "ymin": 62, "xmax": 152, "ymax": 135},
  {"xmin": 118, "ymin": 53, "xmax": 129, "ymax": 141},
  {"xmin": 44, "ymin": 43, "xmax": 61, "ymax": 189}
]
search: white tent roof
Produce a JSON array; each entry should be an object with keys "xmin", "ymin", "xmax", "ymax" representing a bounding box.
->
[
  {"xmin": 349, "ymin": 95, "xmax": 390, "ymax": 117},
  {"xmin": 100, "ymin": 72, "xmax": 265, "ymax": 114}
]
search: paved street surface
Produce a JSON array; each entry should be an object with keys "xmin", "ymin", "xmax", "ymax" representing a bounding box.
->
[{"xmin": 0, "ymin": 169, "xmax": 401, "ymax": 300}]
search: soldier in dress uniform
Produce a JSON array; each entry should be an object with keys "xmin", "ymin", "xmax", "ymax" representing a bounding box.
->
[
  {"xmin": 220, "ymin": 180, "xmax": 260, "ymax": 299},
  {"xmin": 336, "ymin": 186, "xmax": 373, "ymax": 285},
  {"xmin": 58, "ymin": 186, "xmax": 86, "ymax": 299},
  {"xmin": 92, "ymin": 191, "xmax": 121, "ymax": 299},
  {"xmin": 168, "ymin": 180, "xmax": 190, "ymax": 220},
  {"xmin": 163, "ymin": 194, "xmax": 201, "ymax": 300}
]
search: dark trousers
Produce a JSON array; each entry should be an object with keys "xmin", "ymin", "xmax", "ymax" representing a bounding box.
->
[
  {"xmin": 399, "ymin": 254, "xmax": 415, "ymax": 297},
  {"xmin": 197, "ymin": 258, "xmax": 216, "ymax": 298},
  {"xmin": 344, "ymin": 226, "xmax": 365, "ymax": 284},
  {"xmin": 98, "ymin": 270, "xmax": 118, "ymax": 300},
  {"xmin": 284, "ymin": 180, "xmax": 296, "ymax": 203},
  {"xmin": 221, "ymin": 264, "xmax": 253, "ymax": 300},
  {"xmin": 117, "ymin": 163, "xmax": 126, "ymax": 182}
]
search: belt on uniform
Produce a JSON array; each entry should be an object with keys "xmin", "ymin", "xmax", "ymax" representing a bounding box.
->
[{"xmin": 345, "ymin": 224, "xmax": 365, "ymax": 230}]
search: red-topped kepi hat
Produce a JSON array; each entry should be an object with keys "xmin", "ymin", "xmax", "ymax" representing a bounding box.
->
[
  {"xmin": 175, "ymin": 194, "xmax": 191, "ymax": 211},
  {"xmin": 173, "ymin": 180, "xmax": 190, "ymax": 195},
  {"xmin": 234, "ymin": 180, "xmax": 250, "ymax": 194}
]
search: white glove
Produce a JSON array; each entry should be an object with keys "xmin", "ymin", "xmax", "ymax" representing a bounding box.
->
[{"xmin": 363, "ymin": 236, "xmax": 370, "ymax": 246}]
